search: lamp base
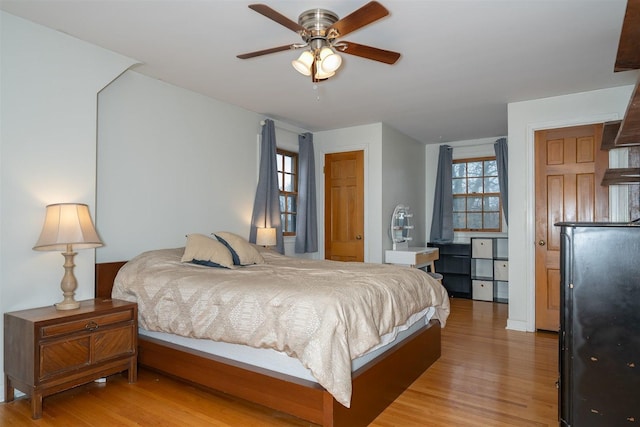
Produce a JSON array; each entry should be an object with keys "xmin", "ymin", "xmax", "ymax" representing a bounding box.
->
[
  {"xmin": 55, "ymin": 299, "xmax": 80, "ymax": 310},
  {"xmin": 56, "ymin": 249, "xmax": 80, "ymax": 310}
]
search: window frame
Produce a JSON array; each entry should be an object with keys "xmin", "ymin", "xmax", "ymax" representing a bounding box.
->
[
  {"xmin": 452, "ymin": 156, "xmax": 502, "ymax": 232},
  {"xmin": 276, "ymin": 148, "xmax": 298, "ymax": 236}
]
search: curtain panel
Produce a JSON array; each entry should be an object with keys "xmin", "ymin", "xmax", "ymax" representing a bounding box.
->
[
  {"xmin": 430, "ymin": 144, "xmax": 454, "ymax": 243},
  {"xmin": 249, "ymin": 119, "xmax": 284, "ymax": 253},
  {"xmin": 494, "ymin": 137, "xmax": 508, "ymax": 225},
  {"xmin": 295, "ymin": 132, "xmax": 318, "ymax": 253}
]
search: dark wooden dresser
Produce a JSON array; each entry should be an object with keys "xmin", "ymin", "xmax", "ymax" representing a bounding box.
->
[
  {"xmin": 4, "ymin": 298, "xmax": 137, "ymax": 419},
  {"xmin": 558, "ymin": 223, "xmax": 639, "ymax": 426}
]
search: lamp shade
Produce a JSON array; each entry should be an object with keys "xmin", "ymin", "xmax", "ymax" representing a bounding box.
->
[
  {"xmin": 318, "ymin": 47, "xmax": 342, "ymax": 73},
  {"xmin": 34, "ymin": 203, "xmax": 103, "ymax": 251},
  {"xmin": 256, "ymin": 227, "xmax": 277, "ymax": 247},
  {"xmin": 292, "ymin": 51, "xmax": 314, "ymax": 76}
]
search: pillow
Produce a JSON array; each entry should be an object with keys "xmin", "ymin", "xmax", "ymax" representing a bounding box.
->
[
  {"xmin": 181, "ymin": 234, "xmax": 234, "ymax": 269},
  {"xmin": 214, "ymin": 231, "xmax": 265, "ymax": 266}
]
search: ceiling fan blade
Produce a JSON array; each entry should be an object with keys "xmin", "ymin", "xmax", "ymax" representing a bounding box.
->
[
  {"xmin": 237, "ymin": 44, "xmax": 297, "ymax": 59},
  {"xmin": 339, "ymin": 41, "xmax": 400, "ymax": 64},
  {"xmin": 327, "ymin": 1, "xmax": 389, "ymax": 38},
  {"xmin": 248, "ymin": 4, "xmax": 306, "ymax": 34}
]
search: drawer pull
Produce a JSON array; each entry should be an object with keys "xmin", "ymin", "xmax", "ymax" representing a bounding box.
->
[{"xmin": 85, "ymin": 321, "xmax": 99, "ymax": 331}]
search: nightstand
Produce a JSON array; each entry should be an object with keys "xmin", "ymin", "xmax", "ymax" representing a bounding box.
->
[{"xmin": 4, "ymin": 298, "xmax": 137, "ymax": 419}]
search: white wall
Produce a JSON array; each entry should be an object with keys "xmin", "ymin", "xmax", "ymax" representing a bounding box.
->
[
  {"xmin": 381, "ymin": 124, "xmax": 426, "ymax": 248},
  {"xmin": 97, "ymin": 71, "xmax": 265, "ymax": 262},
  {"xmin": 507, "ymin": 85, "xmax": 634, "ymax": 331},
  {"xmin": 0, "ymin": 12, "xmax": 136, "ymax": 400}
]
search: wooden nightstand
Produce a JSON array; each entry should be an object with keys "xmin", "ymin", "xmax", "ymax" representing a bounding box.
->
[{"xmin": 4, "ymin": 298, "xmax": 137, "ymax": 419}]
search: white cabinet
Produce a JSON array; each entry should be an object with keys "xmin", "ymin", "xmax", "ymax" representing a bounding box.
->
[
  {"xmin": 385, "ymin": 247, "xmax": 439, "ymax": 270},
  {"xmin": 470, "ymin": 237, "xmax": 508, "ymax": 303}
]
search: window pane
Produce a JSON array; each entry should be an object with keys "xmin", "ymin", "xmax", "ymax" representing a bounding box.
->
[
  {"xmin": 484, "ymin": 212, "xmax": 500, "ymax": 229},
  {"xmin": 484, "ymin": 196, "xmax": 500, "ymax": 211},
  {"xmin": 468, "ymin": 161, "xmax": 483, "ymax": 177},
  {"xmin": 468, "ymin": 213, "xmax": 482, "ymax": 229},
  {"xmin": 452, "ymin": 178, "xmax": 467, "ymax": 194},
  {"xmin": 453, "ymin": 212, "xmax": 466, "ymax": 229},
  {"xmin": 484, "ymin": 176, "xmax": 499, "ymax": 193},
  {"xmin": 284, "ymin": 155, "xmax": 292, "ymax": 173},
  {"xmin": 287, "ymin": 195, "xmax": 296, "ymax": 213},
  {"xmin": 284, "ymin": 173, "xmax": 293, "ymax": 192},
  {"xmin": 484, "ymin": 160, "xmax": 497, "ymax": 176},
  {"xmin": 277, "ymin": 153, "xmax": 283, "ymax": 168},
  {"xmin": 290, "ymin": 214, "xmax": 297, "ymax": 232},
  {"xmin": 453, "ymin": 197, "xmax": 465, "ymax": 212},
  {"xmin": 468, "ymin": 177, "xmax": 483, "ymax": 193},
  {"xmin": 281, "ymin": 213, "xmax": 286, "ymax": 227},
  {"xmin": 453, "ymin": 163, "xmax": 466, "ymax": 178},
  {"xmin": 467, "ymin": 196, "xmax": 482, "ymax": 211},
  {"xmin": 278, "ymin": 172, "xmax": 284, "ymax": 191},
  {"xmin": 279, "ymin": 195, "xmax": 285, "ymax": 212}
]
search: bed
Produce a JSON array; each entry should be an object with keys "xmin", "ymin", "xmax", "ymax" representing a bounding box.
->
[{"xmin": 95, "ymin": 234, "xmax": 450, "ymax": 426}]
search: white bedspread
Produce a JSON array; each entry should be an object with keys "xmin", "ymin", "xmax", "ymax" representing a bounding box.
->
[{"xmin": 112, "ymin": 248, "xmax": 450, "ymax": 407}]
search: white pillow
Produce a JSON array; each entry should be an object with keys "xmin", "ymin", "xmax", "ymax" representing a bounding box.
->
[
  {"xmin": 181, "ymin": 234, "xmax": 234, "ymax": 268},
  {"xmin": 214, "ymin": 231, "xmax": 265, "ymax": 266}
]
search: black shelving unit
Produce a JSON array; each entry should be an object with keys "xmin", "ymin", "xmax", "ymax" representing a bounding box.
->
[{"xmin": 427, "ymin": 242, "xmax": 471, "ymax": 298}]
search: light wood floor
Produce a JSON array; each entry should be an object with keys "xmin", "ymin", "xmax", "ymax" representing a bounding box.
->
[{"xmin": 1, "ymin": 298, "xmax": 559, "ymax": 426}]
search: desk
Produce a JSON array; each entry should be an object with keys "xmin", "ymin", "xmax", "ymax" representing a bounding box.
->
[{"xmin": 384, "ymin": 247, "xmax": 439, "ymax": 271}]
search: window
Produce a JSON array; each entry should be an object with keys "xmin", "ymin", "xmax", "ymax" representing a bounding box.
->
[
  {"xmin": 452, "ymin": 157, "xmax": 501, "ymax": 232},
  {"xmin": 277, "ymin": 149, "xmax": 297, "ymax": 235}
]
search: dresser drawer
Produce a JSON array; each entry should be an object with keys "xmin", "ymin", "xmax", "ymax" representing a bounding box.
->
[
  {"xmin": 494, "ymin": 260, "xmax": 509, "ymax": 281},
  {"xmin": 41, "ymin": 310, "xmax": 134, "ymax": 338},
  {"xmin": 472, "ymin": 280, "xmax": 493, "ymax": 301}
]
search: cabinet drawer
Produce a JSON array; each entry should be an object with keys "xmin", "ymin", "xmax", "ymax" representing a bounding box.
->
[
  {"xmin": 472, "ymin": 239, "xmax": 493, "ymax": 258},
  {"xmin": 41, "ymin": 311, "xmax": 133, "ymax": 338},
  {"xmin": 40, "ymin": 336, "xmax": 90, "ymax": 379},
  {"xmin": 94, "ymin": 325, "xmax": 136, "ymax": 363},
  {"xmin": 494, "ymin": 260, "xmax": 509, "ymax": 281},
  {"xmin": 472, "ymin": 280, "xmax": 493, "ymax": 301}
]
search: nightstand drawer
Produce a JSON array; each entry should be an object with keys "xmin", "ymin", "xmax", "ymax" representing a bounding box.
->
[
  {"xmin": 40, "ymin": 336, "xmax": 91, "ymax": 379},
  {"xmin": 41, "ymin": 310, "xmax": 133, "ymax": 338}
]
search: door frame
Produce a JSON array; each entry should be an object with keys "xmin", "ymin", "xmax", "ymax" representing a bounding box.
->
[
  {"xmin": 317, "ymin": 144, "xmax": 371, "ymax": 262},
  {"xmin": 520, "ymin": 115, "xmax": 620, "ymax": 332}
]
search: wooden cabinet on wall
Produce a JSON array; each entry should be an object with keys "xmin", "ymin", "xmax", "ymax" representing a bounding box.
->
[{"xmin": 4, "ymin": 299, "xmax": 138, "ymax": 419}]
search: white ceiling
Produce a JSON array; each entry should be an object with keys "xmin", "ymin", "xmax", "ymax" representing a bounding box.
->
[{"xmin": 2, "ymin": 0, "xmax": 638, "ymax": 143}]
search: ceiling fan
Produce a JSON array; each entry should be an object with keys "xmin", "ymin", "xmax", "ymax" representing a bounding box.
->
[{"xmin": 237, "ymin": 1, "xmax": 401, "ymax": 82}]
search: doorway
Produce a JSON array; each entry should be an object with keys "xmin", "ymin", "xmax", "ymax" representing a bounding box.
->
[
  {"xmin": 324, "ymin": 150, "xmax": 364, "ymax": 261},
  {"xmin": 534, "ymin": 124, "xmax": 608, "ymax": 331}
]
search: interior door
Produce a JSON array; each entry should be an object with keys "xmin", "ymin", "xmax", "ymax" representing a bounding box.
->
[
  {"xmin": 534, "ymin": 124, "xmax": 608, "ymax": 331},
  {"xmin": 324, "ymin": 150, "xmax": 364, "ymax": 261}
]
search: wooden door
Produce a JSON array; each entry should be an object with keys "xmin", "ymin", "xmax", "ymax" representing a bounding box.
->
[
  {"xmin": 534, "ymin": 124, "xmax": 608, "ymax": 331},
  {"xmin": 324, "ymin": 150, "xmax": 364, "ymax": 261}
]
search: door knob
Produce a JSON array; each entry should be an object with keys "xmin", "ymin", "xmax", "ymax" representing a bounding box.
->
[
  {"xmin": 538, "ymin": 240, "xmax": 546, "ymax": 246},
  {"xmin": 356, "ymin": 235, "xmax": 362, "ymax": 240}
]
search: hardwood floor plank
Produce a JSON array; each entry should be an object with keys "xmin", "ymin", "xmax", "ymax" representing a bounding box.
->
[{"xmin": 1, "ymin": 298, "xmax": 558, "ymax": 426}]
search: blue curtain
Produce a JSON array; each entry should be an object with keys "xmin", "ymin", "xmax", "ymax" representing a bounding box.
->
[
  {"xmin": 249, "ymin": 119, "xmax": 284, "ymax": 253},
  {"xmin": 295, "ymin": 132, "xmax": 318, "ymax": 253},
  {"xmin": 494, "ymin": 137, "xmax": 508, "ymax": 225},
  {"xmin": 430, "ymin": 145, "xmax": 454, "ymax": 243}
]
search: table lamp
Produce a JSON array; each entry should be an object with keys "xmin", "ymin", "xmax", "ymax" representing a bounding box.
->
[
  {"xmin": 256, "ymin": 227, "xmax": 276, "ymax": 248},
  {"xmin": 33, "ymin": 203, "xmax": 103, "ymax": 310}
]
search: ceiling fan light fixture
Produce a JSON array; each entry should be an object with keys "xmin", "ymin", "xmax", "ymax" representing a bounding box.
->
[
  {"xmin": 292, "ymin": 50, "xmax": 314, "ymax": 76},
  {"xmin": 318, "ymin": 46, "xmax": 342, "ymax": 73}
]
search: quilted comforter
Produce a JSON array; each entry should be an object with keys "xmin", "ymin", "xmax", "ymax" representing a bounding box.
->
[{"xmin": 111, "ymin": 247, "xmax": 450, "ymax": 407}]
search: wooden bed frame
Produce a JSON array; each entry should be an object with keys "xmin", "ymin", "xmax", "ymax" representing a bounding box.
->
[{"xmin": 96, "ymin": 261, "xmax": 441, "ymax": 427}]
